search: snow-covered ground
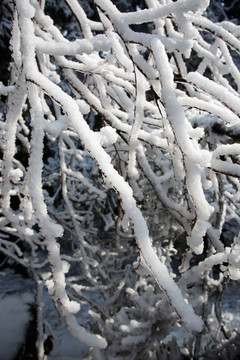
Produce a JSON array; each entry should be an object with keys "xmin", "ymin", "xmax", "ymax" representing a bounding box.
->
[
  {"xmin": 0, "ymin": 291, "xmax": 34, "ymax": 360},
  {"xmin": 0, "ymin": 268, "xmax": 90, "ymax": 360},
  {"xmin": 0, "ymin": 266, "xmax": 239, "ymax": 360}
]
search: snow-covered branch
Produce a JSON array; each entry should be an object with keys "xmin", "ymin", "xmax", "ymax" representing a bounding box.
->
[{"xmin": 1, "ymin": 0, "xmax": 240, "ymax": 357}]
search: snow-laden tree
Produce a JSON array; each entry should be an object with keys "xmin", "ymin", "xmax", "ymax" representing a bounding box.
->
[{"xmin": 1, "ymin": 0, "xmax": 240, "ymax": 358}]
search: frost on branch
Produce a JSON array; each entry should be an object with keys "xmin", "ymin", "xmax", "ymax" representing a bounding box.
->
[{"xmin": 1, "ymin": 0, "xmax": 240, "ymax": 358}]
